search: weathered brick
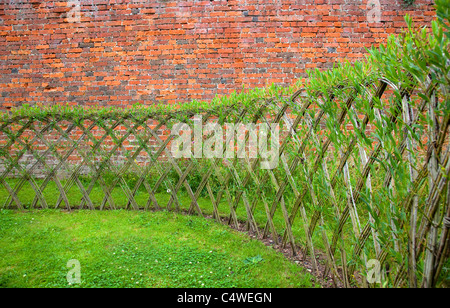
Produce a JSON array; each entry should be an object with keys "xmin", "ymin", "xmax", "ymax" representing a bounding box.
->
[{"xmin": 0, "ymin": 0, "xmax": 435, "ymax": 109}]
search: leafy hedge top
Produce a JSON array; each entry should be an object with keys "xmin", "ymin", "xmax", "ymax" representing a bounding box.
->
[{"xmin": 1, "ymin": 84, "xmax": 296, "ymax": 124}]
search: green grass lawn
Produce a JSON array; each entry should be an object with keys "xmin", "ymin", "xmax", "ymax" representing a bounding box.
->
[
  {"xmin": 0, "ymin": 209, "xmax": 317, "ymax": 288},
  {"xmin": 0, "ymin": 178, "xmax": 351, "ymax": 287}
]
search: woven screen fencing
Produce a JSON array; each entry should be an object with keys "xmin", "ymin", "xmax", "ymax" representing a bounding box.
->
[
  {"xmin": 1, "ymin": 9, "xmax": 450, "ymax": 287},
  {"xmin": 0, "ymin": 73, "xmax": 448, "ymax": 287}
]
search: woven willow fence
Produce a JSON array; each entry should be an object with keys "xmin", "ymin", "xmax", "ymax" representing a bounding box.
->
[
  {"xmin": 1, "ymin": 9, "xmax": 450, "ymax": 287},
  {"xmin": 1, "ymin": 76, "xmax": 449, "ymax": 287}
]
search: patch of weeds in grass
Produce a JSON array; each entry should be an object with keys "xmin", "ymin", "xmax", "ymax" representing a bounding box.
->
[{"xmin": 243, "ymin": 255, "xmax": 264, "ymax": 265}]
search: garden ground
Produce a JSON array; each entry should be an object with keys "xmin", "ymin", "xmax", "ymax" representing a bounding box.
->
[{"xmin": 0, "ymin": 209, "xmax": 318, "ymax": 288}]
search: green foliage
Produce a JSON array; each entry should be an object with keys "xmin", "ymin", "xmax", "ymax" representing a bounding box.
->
[
  {"xmin": 243, "ymin": 255, "xmax": 264, "ymax": 265},
  {"xmin": 0, "ymin": 83, "xmax": 295, "ymax": 123}
]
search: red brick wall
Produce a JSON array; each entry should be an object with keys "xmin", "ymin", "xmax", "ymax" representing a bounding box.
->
[{"xmin": 0, "ymin": 0, "xmax": 435, "ymax": 109}]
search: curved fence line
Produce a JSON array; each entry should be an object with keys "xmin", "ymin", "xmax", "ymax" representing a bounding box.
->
[{"xmin": 0, "ymin": 69, "xmax": 448, "ymax": 287}]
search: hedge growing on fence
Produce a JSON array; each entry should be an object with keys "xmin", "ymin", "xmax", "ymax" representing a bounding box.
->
[{"xmin": 1, "ymin": 0, "xmax": 449, "ymax": 288}]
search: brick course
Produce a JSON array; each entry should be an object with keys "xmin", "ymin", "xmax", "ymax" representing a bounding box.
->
[{"xmin": 0, "ymin": 0, "xmax": 436, "ymax": 109}]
